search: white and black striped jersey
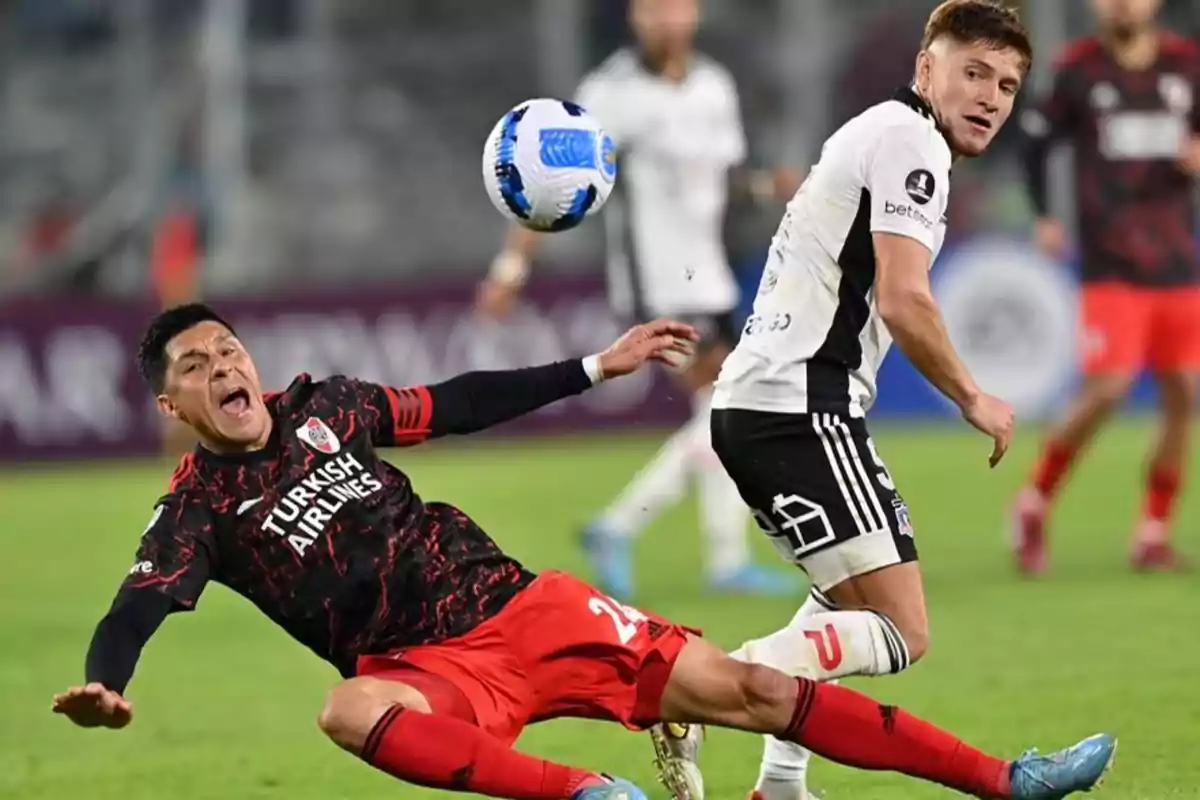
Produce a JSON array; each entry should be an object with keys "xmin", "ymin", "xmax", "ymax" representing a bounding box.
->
[
  {"xmin": 575, "ymin": 49, "xmax": 745, "ymax": 319},
  {"xmin": 713, "ymin": 88, "xmax": 952, "ymax": 417}
]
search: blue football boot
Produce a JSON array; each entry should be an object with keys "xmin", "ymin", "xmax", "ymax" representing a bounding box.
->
[
  {"xmin": 571, "ymin": 775, "xmax": 649, "ymax": 800},
  {"xmin": 581, "ymin": 522, "xmax": 634, "ymax": 602},
  {"xmin": 1009, "ymin": 733, "xmax": 1116, "ymax": 799}
]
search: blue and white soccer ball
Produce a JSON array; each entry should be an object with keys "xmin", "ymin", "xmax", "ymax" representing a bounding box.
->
[{"xmin": 482, "ymin": 98, "xmax": 617, "ymax": 232}]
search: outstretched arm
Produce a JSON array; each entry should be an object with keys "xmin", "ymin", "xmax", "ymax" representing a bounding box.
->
[
  {"xmin": 367, "ymin": 318, "xmax": 699, "ymax": 446},
  {"xmin": 53, "ymin": 499, "xmax": 212, "ymax": 729},
  {"xmin": 84, "ymin": 589, "xmax": 175, "ymax": 695},
  {"xmin": 53, "ymin": 590, "xmax": 175, "ymax": 729}
]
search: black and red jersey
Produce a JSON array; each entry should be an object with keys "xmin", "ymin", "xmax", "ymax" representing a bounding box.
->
[
  {"xmin": 88, "ymin": 361, "xmax": 592, "ymax": 688},
  {"xmin": 1022, "ymin": 32, "xmax": 1200, "ymax": 286}
]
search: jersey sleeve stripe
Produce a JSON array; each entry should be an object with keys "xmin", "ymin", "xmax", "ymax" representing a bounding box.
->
[{"xmin": 382, "ymin": 385, "xmax": 432, "ymax": 445}]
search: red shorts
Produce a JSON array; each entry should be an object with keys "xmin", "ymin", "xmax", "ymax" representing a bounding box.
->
[
  {"xmin": 1080, "ymin": 284, "xmax": 1200, "ymax": 375},
  {"xmin": 355, "ymin": 571, "xmax": 699, "ymax": 745}
]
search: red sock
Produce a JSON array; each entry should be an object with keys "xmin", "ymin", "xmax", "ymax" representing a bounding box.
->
[
  {"xmin": 362, "ymin": 705, "xmax": 599, "ymax": 799},
  {"xmin": 782, "ymin": 679, "xmax": 1011, "ymax": 799},
  {"xmin": 1143, "ymin": 463, "xmax": 1181, "ymax": 525},
  {"xmin": 1032, "ymin": 438, "xmax": 1078, "ymax": 498}
]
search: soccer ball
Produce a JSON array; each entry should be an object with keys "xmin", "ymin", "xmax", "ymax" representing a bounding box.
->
[{"xmin": 482, "ymin": 98, "xmax": 617, "ymax": 232}]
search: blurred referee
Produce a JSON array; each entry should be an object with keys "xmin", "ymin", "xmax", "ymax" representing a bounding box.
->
[{"xmin": 478, "ymin": 0, "xmax": 800, "ymax": 600}]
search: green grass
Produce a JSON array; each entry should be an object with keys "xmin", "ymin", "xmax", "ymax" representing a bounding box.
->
[{"xmin": 2, "ymin": 419, "xmax": 1198, "ymax": 799}]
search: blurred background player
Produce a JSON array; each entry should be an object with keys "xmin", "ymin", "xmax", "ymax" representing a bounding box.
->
[
  {"xmin": 478, "ymin": 0, "xmax": 801, "ymax": 600},
  {"xmin": 1014, "ymin": 0, "xmax": 1200, "ymax": 573}
]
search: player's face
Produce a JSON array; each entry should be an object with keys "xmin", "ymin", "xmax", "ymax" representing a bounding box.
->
[
  {"xmin": 158, "ymin": 320, "xmax": 271, "ymax": 452},
  {"xmin": 630, "ymin": 0, "xmax": 698, "ymax": 59},
  {"xmin": 918, "ymin": 38, "xmax": 1024, "ymax": 158},
  {"xmin": 1091, "ymin": 0, "xmax": 1161, "ymax": 38}
]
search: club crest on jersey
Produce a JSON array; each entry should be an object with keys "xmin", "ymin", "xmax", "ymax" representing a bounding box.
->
[
  {"xmin": 1090, "ymin": 81, "xmax": 1119, "ymax": 111},
  {"xmin": 297, "ymin": 417, "xmax": 340, "ymax": 454},
  {"xmin": 1159, "ymin": 74, "xmax": 1192, "ymax": 114},
  {"xmin": 892, "ymin": 498, "xmax": 914, "ymax": 538}
]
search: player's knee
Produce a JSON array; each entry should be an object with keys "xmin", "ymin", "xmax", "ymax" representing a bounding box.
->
[
  {"xmin": 1156, "ymin": 372, "xmax": 1197, "ymax": 417},
  {"xmin": 735, "ymin": 662, "xmax": 796, "ymax": 720},
  {"xmin": 1087, "ymin": 375, "xmax": 1136, "ymax": 409},
  {"xmin": 898, "ymin": 618, "xmax": 930, "ymax": 664},
  {"xmin": 319, "ymin": 680, "xmax": 375, "ymax": 751},
  {"xmin": 318, "ymin": 677, "xmax": 426, "ymax": 753}
]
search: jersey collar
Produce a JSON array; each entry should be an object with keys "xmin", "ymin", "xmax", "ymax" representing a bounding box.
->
[
  {"xmin": 634, "ymin": 47, "xmax": 693, "ymax": 82},
  {"xmin": 892, "ymin": 85, "xmax": 935, "ymax": 120},
  {"xmin": 892, "ymin": 85, "xmax": 956, "ymax": 163}
]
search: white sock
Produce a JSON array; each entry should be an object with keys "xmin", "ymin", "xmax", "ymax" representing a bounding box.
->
[
  {"xmin": 732, "ymin": 593, "xmax": 829, "ymax": 800},
  {"xmin": 737, "ymin": 591, "xmax": 911, "ymax": 800},
  {"xmin": 756, "ymin": 739, "xmax": 812, "ymax": 800},
  {"xmin": 596, "ymin": 413, "xmax": 707, "ymax": 538},
  {"xmin": 738, "ymin": 604, "xmax": 911, "ymax": 680},
  {"xmin": 688, "ymin": 387, "xmax": 751, "ymax": 579}
]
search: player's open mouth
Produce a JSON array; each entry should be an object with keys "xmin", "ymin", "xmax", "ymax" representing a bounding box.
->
[
  {"xmin": 964, "ymin": 115, "xmax": 992, "ymax": 132},
  {"xmin": 219, "ymin": 388, "xmax": 252, "ymax": 419}
]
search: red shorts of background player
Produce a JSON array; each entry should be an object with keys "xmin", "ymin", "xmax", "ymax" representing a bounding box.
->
[
  {"xmin": 355, "ymin": 570, "xmax": 699, "ymax": 745},
  {"xmin": 1080, "ymin": 283, "xmax": 1200, "ymax": 375}
]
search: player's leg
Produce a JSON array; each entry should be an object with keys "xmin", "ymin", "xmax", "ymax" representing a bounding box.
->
[
  {"xmin": 732, "ymin": 591, "xmax": 831, "ymax": 800},
  {"xmin": 685, "ymin": 326, "xmax": 797, "ymax": 593},
  {"xmin": 730, "ymin": 565, "xmax": 927, "ymax": 800},
  {"xmin": 1133, "ymin": 287, "xmax": 1200, "ymax": 569},
  {"xmin": 327, "ymin": 641, "xmax": 641, "ymax": 799},
  {"xmin": 717, "ymin": 411, "xmax": 928, "ymax": 677},
  {"xmin": 582, "ymin": 408, "xmax": 705, "ymax": 600},
  {"xmin": 658, "ymin": 410, "xmax": 927, "ymax": 799},
  {"xmin": 658, "ymin": 636, "xmax": 1116, "ymax": 800},
  {"xmin": 584, "ymin": 317, "xmax": 794, "ymax": 599},
  {"xmin": 1012, "ymin": 283, "xmax": 1146, "ymax": 572},
  {"xmin": 508, "ymin": 571, "xmax": 1111, "ymax": 800}
]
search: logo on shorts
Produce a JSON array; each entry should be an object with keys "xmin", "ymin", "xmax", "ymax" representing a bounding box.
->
[
  {"xmin": 1082, "ymin": 326, "xmax": 1108, "ymax": 359},
  {"xmin": 904, "ymin": 169, "xmax": 935, "ymax": 205},
  {"xmin": 892, "ymin": 499, "xmax": 915, "ymax": 538},
  {"xmin": 297, "ymin": 417, "xmax": 341, "ymax": 454}
]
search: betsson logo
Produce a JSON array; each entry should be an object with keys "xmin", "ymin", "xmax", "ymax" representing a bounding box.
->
[{"xmin": 884, "ymin": 200, "xmax": 935, "ymax": 230}]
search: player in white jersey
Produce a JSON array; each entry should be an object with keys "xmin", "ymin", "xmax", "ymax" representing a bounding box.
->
[
  {"xmin": 479, "ymin": 0, "xmax": 800, "ymax": 600},
  {"xmin": 652, "ymin": 3, "xmax": 1030, "ymax": 799}
]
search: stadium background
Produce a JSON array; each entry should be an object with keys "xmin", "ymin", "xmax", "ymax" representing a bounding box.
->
[{"xmin": 2, "ymin": 1, "xmax": 1198, "ymax": 798}]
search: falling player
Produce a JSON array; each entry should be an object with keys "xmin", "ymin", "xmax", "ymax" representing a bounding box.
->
[
  {"xmin": 1012, "ymin": 0, "xmax": 1200, "ymax": 573},
  {"xmin": 478, "ymin": 0, "xmax": 801, "ymax": 600},
  {"xmin": 51, "ymin": 303, "xmax": 1114, "ymax": 800},
  {"xmin": 652, "ymin": 2, "xmax": 1034, "ymax": 798}
]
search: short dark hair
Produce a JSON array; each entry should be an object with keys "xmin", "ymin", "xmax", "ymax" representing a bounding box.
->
[
  {"xmin": 137, "ymin": 302, "xmax": 236, "ymax": 394},
  {"xmin": 922, "ymin": 0, "xmax": 1033, "ymax": 74}
]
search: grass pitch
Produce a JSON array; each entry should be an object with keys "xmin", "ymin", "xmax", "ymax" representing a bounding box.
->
[{"xmin": 2, "ymin": 419, "xmax": 1197, "ymax": 799}]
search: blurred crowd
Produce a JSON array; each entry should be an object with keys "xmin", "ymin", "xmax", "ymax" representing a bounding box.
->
[{"xmin": 2, "ymin": 0, "xmax": 1200, "ymax": 302}]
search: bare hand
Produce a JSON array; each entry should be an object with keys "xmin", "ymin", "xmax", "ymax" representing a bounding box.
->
[
  {"xmin": 960, "ymin": 393, "xmax": 1015, "ymax": 468},
  {"xmin": 52, "ymin": 683, "xmax": 133, "ymax": 729},
  {"xmin": 773, "ymin": 166, "xmax": 805, "ymax": 199},
  {"xmin": 475, "ymin": 279, "xmax": 520, "ymax": 319},
  {"xmin": 1179, "ymin": 136, "xmax": 1200, "ymax": 176},
  {"xmin": 1034, "ymin": 217, "xmax": 1068, "ymax": 261},
  {"xmin": 597, "ymin": 319, "xmax": 701, "ymax": 379}
]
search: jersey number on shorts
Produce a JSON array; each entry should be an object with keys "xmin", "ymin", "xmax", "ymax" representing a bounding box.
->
[
  {"xmin": 866, "ymin": 438, "xmax": 895, "ymax": 491},
  {"xmin": 590, "ymin": 596, "xmax": 648, "ymax": 645}
]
